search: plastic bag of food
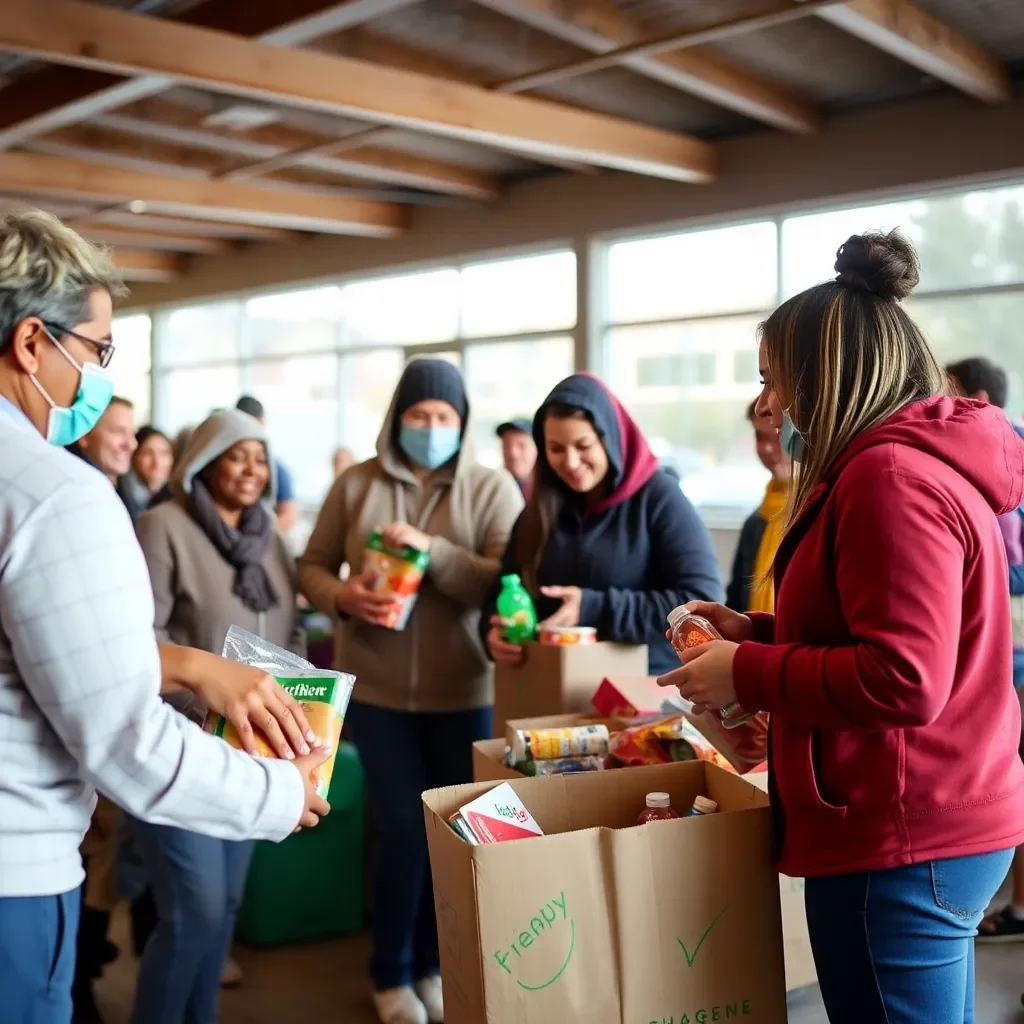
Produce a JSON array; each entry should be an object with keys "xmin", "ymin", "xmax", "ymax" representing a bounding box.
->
[
  {"xmin": 609, "ymin": 715, "xmax": 736, "ymax": 773},
  {"xmin": 683, "ymin": 709, "xmax": 770, "ymax": 774},
  {"xmin": 202, "ymin": 626, "xmax": 356, "ymax": 799},
  {"xmin": 363, "ymin": 531, "xmax": 430, "ymax": 630}
]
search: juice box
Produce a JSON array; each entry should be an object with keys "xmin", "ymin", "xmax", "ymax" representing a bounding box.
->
[
  {"xmin": 363, "ymin": 531, "xmax": 431, "ymax": 630},
  {"xmin": 203, "ymin": 675, "xmax": 350, "ymax": 800}
]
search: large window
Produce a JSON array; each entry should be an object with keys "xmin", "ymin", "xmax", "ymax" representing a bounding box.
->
[
  {"xmin": 111, "ymin": 313, "xmax": 152, "ymax": 424},
  {"xmin": 152, "ymin": 250, "xmax": 576, "ymax": 508},
  {"xmin": 605, "ymin": 182, "xmax": 1024, "ymax": 521}
]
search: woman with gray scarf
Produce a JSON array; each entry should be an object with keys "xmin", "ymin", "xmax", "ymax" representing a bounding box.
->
[{"xmin": 133, "ymin": 408, "xmax": 301, "ymax": 1024}]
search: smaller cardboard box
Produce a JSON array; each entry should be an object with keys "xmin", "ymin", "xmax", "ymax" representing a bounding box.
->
[
  {"xmin": 747, "ymin": 771, "xmax": 817, "ymax": 992},
  {"xmin": 492, "ymin": 642, "xmax": 647, "ymax": 737},
  {"xmin": 473, "ymin": 713, "xmax": 625, "ymax": 784},
  {"xmin": 424, "ymin": 761, "xmax": 788, "ymax": 1024}
]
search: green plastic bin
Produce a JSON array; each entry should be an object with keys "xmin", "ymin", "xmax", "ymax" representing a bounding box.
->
[{"xmin": 235, "ymin": 740, "xmax": 365, "ymax": 946}]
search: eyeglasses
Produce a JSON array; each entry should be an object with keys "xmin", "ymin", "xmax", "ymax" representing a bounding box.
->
[{"xmin": 43, "ymin": 321, "xmax": 116, "ymax": 369}]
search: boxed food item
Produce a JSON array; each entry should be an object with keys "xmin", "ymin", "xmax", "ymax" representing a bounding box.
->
[
  {"xmin": 423, "ymin": 761, "xmax": 788, "ymax": 1024},
  {"xmin": 493, "ymin": 643, "xmax": 647, "ymax": 737},
  {"xmin": 362, "ymin": 530, "xmax": 431, "ymax": 630},
  {"xmin": 591, "ymin": 674, "xmax": 668, "ymax": 719},
  {"xmin": 458, "ymin": 782, "xmax": 544, "ymax": 843},
  {"xmin": 203, "ymin": 626, "xmax": 356, "ymax": 800}
]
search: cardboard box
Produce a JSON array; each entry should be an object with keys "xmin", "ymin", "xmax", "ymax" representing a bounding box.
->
[
  {"xmin": 424, "ymin": 761, "xmax": 788, "ymax": 1024},
  {"xmin": 473, "ymin": 713, "xmax": 625, "ymax": 785},
  {"xmin": 747, "ymin": 771, "xmax": 817, "ymax": 992},
  {"xmin": 492, "ymin": 642, "xmax": 647, "ymax": 737}
]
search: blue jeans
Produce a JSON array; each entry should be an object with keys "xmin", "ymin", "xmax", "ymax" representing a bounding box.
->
[
  {"xmin": 130, "ymin": 822, "xmax": 253, "ymax": 1024},
  {"xmin": 346, "ymin": 700, "xmax": 492, "ymax": 990},
  {"xmin": 805, "ymin": 848, "xmax": 1013, "ymax": 1023},
  {"xmin": 0, "ymin": 888, "xmax": 80, "ymax": 1023}
]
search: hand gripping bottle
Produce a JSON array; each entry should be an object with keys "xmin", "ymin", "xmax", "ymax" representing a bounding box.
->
[{"xmin": 667, "ymin": 606, "xmax": 753, "ymax": 729}]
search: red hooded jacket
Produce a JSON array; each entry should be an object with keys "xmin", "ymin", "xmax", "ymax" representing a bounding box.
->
[{"xmin": 733, "ymin": 396, "xmax": 1024, "ymax": 877}]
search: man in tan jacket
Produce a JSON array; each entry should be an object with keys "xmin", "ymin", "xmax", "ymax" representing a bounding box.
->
[{"xmin": 299, "ymin": 359, "xmax": 522, "ymax": 1024}]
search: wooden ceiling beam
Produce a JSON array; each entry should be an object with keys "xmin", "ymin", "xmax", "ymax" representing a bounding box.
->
[
  {"xmin": 0, "ymin": 0, "xmax": 423, "ymax": 148},
  {"xmin": 0, "ymin": 0, "xmax": 715, "ymax": 181},
  {"xmin": 113, "ymin": 248, "xmax": 185, "ymax": 284},
  {"xmin": 87, "ymin": 210, "xmax": 298, "ymax": 242},
  {"xmin": 471, "ymin": 0, "xmax": 821, "ymax": 133},
  {"xmin": 807, "ymin": 0, "xmax": 1011, "ymax": 104},
  {"xmin": 0, "ymin": 150, "xmax": 408, "ymax": 236},
  {"xmin": 90, "ymin": 108, "xmax": 503, "ymax": 200},
  {"xmin": 69, "ymin": 222, "xmax": 232, "ymax": 256}
]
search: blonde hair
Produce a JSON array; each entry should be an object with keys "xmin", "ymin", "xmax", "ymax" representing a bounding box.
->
[
  {"xmin": 761, "ymin": 230, "xmax": 945, "ymax": 528},
  {"xmin": 0, "ymin": 208, "xmax": 125, "ymax": 354}
]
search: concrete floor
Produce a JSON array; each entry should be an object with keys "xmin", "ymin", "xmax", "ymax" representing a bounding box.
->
[{"xmin": 94, "ymin": 904, "xmax": 1024, "ymax": 1024}]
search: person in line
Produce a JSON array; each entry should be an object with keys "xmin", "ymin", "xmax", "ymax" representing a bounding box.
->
[
  {"xmin": 133, "ymin": 408, "xmax": 302, "ymax": 1022},
  {"xmin": 333, "ymin": 446, "xmax": 356, "ymax": 479},
  {"xmin": 0, "ymin": 209, "xmax": 331, "ymax": 1022},
  {"xmin": 71, "ymin": 395, "xmax": 140, "ymax": 510},
  {"xmin": 945, "ymin": 357, "xmax": 1024, "ymax": 943},
  {"xmin": 725, "ymin": 399, "xmax": 791, "ymax": 614},
  {"xmin": 662, "ymin": 231, "xmax": 1024, "ymax": 1023},
  {"xmin": 299, "ymin": 359, "xmax": 522, "ymax": 1024},
  {"xmin": 484, "ymin": 373, "xmax": 722, "ymax": 677},
  {"xmin": 496, "ymin": 417, "xmax": 537, "ymax": 497},
  {"xmin": 235, "ymin": 395, "xmax": 300, "ymax": 534},
  {"xmin": 120, "ymin": 425, "xmax": 174, "ymax": 521}
]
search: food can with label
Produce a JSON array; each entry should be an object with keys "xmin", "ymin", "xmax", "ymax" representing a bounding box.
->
[
  {"xmin": 511, "ymin": 724, "xmax": 610, "ymax": 764},
  {"xmin": 538, "ymin": 625, "xmax": 597, "ymax": 647}
]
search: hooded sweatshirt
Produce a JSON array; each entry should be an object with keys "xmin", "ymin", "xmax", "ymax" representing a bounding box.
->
[
  {"xmin": 136, "ymin": 410, "xmax": 298, "ymax": 659},
  {"xmin": 482, "ymin": 374, "xmax": 722, "ymax": 675},
  {"xmin": 297, "ymin": 376, "xmax": 523, "ymax": 713},
  {"xmin": 732, "ymin": 396, "xmax": 1024, "ymax": 878}
]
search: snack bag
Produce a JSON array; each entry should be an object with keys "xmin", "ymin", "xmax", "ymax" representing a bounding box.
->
[
  {"xmin": 202, "ymin": 626, "xmax": 356, "ymax": 800},
  {"xmin": 363, "ymin": 530, "xmax": 431, "ymax": 630},
  {"xmin": 609, "ymin": 715, "xmax": 736, "ymax": 773}
]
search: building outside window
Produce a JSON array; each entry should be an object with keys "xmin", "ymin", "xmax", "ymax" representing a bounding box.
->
[
  {"xmin": 111, "ymin": 313, "xmax": 153, "ymax": 425},
  {"xmin": 603, "ymin": 181, "xmax": 1024, "ymax": 523},
  {"xmin": 151, "ymin": 250, "xmax": 576, "ymax": 511}
]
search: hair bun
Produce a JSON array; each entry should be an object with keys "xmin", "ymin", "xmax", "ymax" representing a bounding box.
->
[{"xmin": 833, "ymin": 229, "xmax": 919, "ymax": 301}]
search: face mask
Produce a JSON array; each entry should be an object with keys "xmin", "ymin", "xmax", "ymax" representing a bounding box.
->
[
  {"xmin": 399, "ymin": 423, "xmax": 461, "ymax": 470},
  {"xmin": 780, "ymin": 412, "xmax": 805, "ymax": 464},
  {"xmin": 30, "ymin": 336, "xmax": 114, "ymax": 447}
]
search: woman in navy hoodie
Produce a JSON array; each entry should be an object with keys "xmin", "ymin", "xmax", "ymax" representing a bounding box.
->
[{"xmin": 483, "ymin": 373, "xmax": 721, "ymax": 675}]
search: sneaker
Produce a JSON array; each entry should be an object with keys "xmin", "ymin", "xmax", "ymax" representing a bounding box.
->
[
  {"xmin": 414, "ymin": 976, "xmax": 443, "ymax": 1023},
  {"xmin": 373, "ymin": 986, "xmax": 428, "ymax": 1024},
  {"xmin": 220, "ymin": 957, "xmax": 243, "ymax": 987},
  {"xmin": 977, "ymin": 906, "xmax": 1024, "ymax": 943}
]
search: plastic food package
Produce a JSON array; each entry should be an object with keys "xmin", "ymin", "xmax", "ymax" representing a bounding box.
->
[
  {"xmin": 538, "ymin": 626, "xmax": 597, "ymax": 647},
  {"xmin": 609, "ymin": 715, "xmax": 736, "ymax": 774},
  {"xmin": 203, "ymin": 626, "xmax": 356, "ymax": 800},
  {"xmin": 363, "ymin": 531, "xmax": 431, "ymax": 630}
]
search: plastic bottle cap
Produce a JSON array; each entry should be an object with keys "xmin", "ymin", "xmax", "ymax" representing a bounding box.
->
[
  {"xmin": 693, "ymin": 796, "xmax": 719, "ymax": 815},
  {"xmin": 501, "ymin": 574, "xmax": 521, "ymax": 586},
  {"xmin": 645, "ymin": 792, "xmax": 671, "ymax": 809}
]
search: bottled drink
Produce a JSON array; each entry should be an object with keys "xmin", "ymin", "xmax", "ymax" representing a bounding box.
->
[
  {"xmin": 496, "ymin": 574, "xmax": 537, "ymax": 645},
  {"xmin": 666, "ymin": 606, "xmax": 754, "ymax": 729},
  {"xmin": 637, "ymin": 792, "xmax": 680, "ymax": 825},
  {"xmin": 687, "ymin": 796, "xmax": 718, "ymax": 818}
]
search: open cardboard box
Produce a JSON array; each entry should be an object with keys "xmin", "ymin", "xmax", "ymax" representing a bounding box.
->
[
  {"xmin": 492, "ymin": 642, "xmax": 647, "ymax": 738},
  {"xmin": 424, "ymin": 760, "xmax": 788, "ymax": 1024}
]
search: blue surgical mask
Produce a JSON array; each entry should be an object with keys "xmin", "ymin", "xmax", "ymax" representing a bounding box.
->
[
  {"xmin": 399, "ymin": 424, "xmax": 461, "ymax": 470},
  {"xmin": 781, "ymin": 412, "xmax": 805, "ymax": 463},
  {"xmin": 29, "ymin": 335, "xmax": 114, "ymax": 447}
]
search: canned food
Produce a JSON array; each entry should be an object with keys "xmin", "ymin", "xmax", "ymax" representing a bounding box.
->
[
  {"xmin": 511, "ymin": 724, "xmax": 611, "ymax": 764},
  {"xmin": 539, "ymin": 625, "xmax": 597, "ymax": 647}
]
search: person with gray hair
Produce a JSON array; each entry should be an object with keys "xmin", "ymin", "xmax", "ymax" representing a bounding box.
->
[{"xmin": 0, "ymin": 209, "xmax": 331, "ymax": 1022}]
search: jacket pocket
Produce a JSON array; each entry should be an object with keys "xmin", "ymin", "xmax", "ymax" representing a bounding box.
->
[{"xmin": 773, "ymin": 722, "xmax": 848, "ymax": 818}]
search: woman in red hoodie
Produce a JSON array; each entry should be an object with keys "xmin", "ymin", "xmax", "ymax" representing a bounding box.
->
[{"xmin": 659, "ymin": 230, "xmax": 1024, "ymax": 1023}]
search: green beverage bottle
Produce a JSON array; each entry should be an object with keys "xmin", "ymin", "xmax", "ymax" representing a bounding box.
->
[{"xmin": 496, "ymin": 574, "xmax": 537, "ymax": 645}]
